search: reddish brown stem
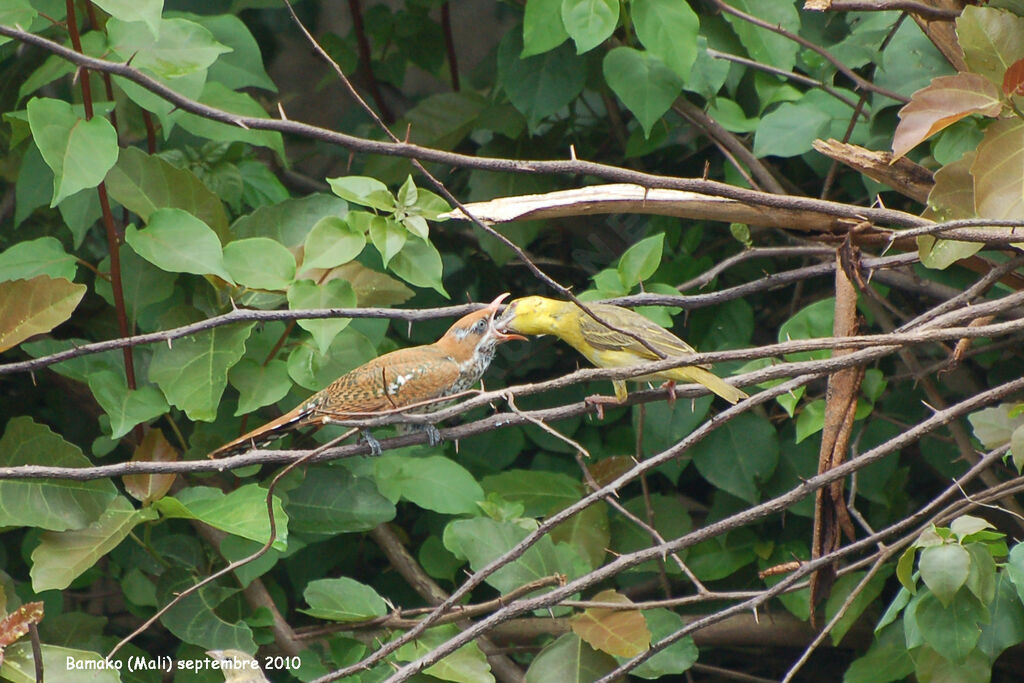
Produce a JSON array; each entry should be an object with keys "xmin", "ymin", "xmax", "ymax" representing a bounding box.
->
[
  {"xmin": 440, "ymin": 2, "xmax": 459, "ymax": 91},
  {"xmin": 347, "ymin": 0, "xmax": 394, "ymax": 122},
  {"xmin": 66, "ymin": 0, "xmax": 136, "ymax": 390}
]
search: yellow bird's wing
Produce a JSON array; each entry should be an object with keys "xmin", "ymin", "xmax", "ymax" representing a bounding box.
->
[{"xmin": 575, "ymin": 304, "xmax": 706, "ymax": 365}]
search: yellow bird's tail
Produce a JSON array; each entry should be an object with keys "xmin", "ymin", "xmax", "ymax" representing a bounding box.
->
[{"xmin": 667, "ymin": 366, "xmax": 748, "ymax": 404}]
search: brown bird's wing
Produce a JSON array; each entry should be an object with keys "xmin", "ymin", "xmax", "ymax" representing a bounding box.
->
[
  {"xmin": 311, "ymin": 346, "xmax": 462, "ymax": 418},
  {"xmin": 577, "ymin": 304, "xmax": 706, "ymax": 363}
]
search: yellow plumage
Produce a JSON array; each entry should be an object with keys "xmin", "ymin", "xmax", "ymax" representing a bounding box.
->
[{"xmin": 499, "ymin": 296, "xmax": 747, "ymax": 404}]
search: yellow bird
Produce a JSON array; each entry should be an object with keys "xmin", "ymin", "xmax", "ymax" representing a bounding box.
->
[{"xmin": 497, "ymin": 296, "xmax": 747, "ymax": 405}]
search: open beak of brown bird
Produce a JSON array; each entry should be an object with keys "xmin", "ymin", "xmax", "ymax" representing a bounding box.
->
[{"xmin": 488, "ymin": 293, "xmax": 528, "ymax": 343}]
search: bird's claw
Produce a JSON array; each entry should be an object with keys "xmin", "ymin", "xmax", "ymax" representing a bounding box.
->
[
  {"xmin": 361, "ymin": 430, "xmax": 383, "ymax": 456},
  {"xmin": 584, "ymin": 394, "xmax": 621, "ymax": 420},
  {"xmin": 425, "ymin": 424, "xmax": 443, "ymax": 447},
  {"xmin": 660, "ymin": 380, "xmax": 678, "ymax": 405}
]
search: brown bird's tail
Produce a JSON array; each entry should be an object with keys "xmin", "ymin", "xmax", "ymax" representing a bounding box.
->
[
  {"xmin": 668, "ymin": 366, "xmax": 748, "ymax": 404},
  {"xmin": 207, "ymin": 403, "xmax": 317, "ymax": 458}
]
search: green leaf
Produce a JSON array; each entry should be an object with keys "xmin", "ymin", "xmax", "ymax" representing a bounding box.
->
[
  {"xmin": 104, "ymin": 146, "xmax": 230, "ymax": 238},
  {"xmin": 920, "ymin": 544, "xmax": 971, "ymax": 607},
  {"xmin": 302, "ymin": 216, "xmax": 367, "ymax": 270},
  {"xmin": 754, "ymin": 101, "xmax": 832, "ymax": 158},
  {"xmin": 374, "ymin": 455, "xmax": 485, "ymax": 515},
  {"xmin": 951, "ymin": 515, "xmax": 996, "ymax": 541},
  {"xmin": 176, "ymin": 82, "xmax": 286, "ymax": 161},
  {"xmin": 498, "ymin": 31, "xmax": 586, "ymax": 131},
  {"xmin": 825, "ymin": 569, "xmax": 890, "ymax": 646},
  {"xmin": 618, "ymin": 234, "xmax": 664, "ymax": 288},
  {"xmin": 393, "ymin": 624, "xmax": 495, "ymax": 683},
  {"xmin": 389, "ymin": 237, "xmax": 448, "ymax": 297},
  {"xmin": 95, "ymin": 245, "xmax": 177, "ymax": 331},
  {"xmin": 125, "ymin": 209, "xmax": 235, "ymax": 283},
  {"xmin": 977, "ymin": 572, "xmax": 1024, "ymax": 661},
  {"xmin": 301, "ymin": 577, "xmax": 387, "ymax": 621},
  {"xmin": 157, "ymin": 568, "xmax": 256, "ymax": 651},
  {"xmin": 91, "ymin": 0, "xmax": 162, "ymax": 39},
  {"xmin": 0, "ymin": 0, "xmax": 37, "ymax": 48},
  {"xmin": 0, "ymin": 236, "xmax": 76, "ymax": 283},
  {"xmin": 721, "ymin": 0, "xmax": 799, "ymax": 71},
  {"xmin": 481, "ymin": 469, "xmax": 582, "ymax": 518},
  {"xmin": 619, "ymin": 609, "xmax": 698, "ymax": 679},
  {"xmin": 913, "ymin": 590, "xmax": 988, "ymax": 664},
  {"xmin": 1005, "ymin": 542, "xmax": 1024, "ymax": 605},
  {"xmin": 964, "ymin": 543, "xmax": 997, "ymax": 606},
  {"xmin": 632, "ymin": 0, "xmax": 699, "ymax": 79},
  {"xmin": 87, "ymin": 370, "xmax": 169, "ymax": 439},
  {"xmin": 708, "ymin": 99, "xmax": 759, "ymax": 133},
  {"xmin": 31, "ymin": 497, "xmax": 157, "ymax": 591},
  {"xmin": 0, "ymin": 643, "xmax": 120, "ymax": 683},
  {"xmin": 26, "ymin": 97, "xmax": 118, "ymax": 206},
  {"xmin": 637, "ymin": 396, "xmax": 712, "ymax": 462},
  {"xmin": 444, "ymin": 517, "xmax": 585, "ymax": 593},
  {"xmin": 843, "ymin": 622, "xmax": 915, "ymax": 683},
  {"xmin": 286, "ymin": 466, "xmax": 396, "ymax": 535},
  {"xmin": 232, "ymin": 193, "xmax": 348, "ymax": 246},
  {"xmin": 523, "ymin": 0, "xmax": 568, "ymax": 57},
  {"xmin": 897, "ymin": 547, "xmax": 918, "ymax": 593},
  {"xmin": 551, "ymin": 500, "xmax": 609, "ymax": 570},
  {"xmin": 795, "ymin": 399, "xmax": 826, "ymax": 444},
  {"xmin": 778, "ymin": 298, "xmax": 834, "ymax": 361},
  {"xmin": 603, "ymin": 47, "xmax": 683, "ymax": 138},
  {"xmin": 223, "ymin": 237, "xmax": 296, "ymax": 290},
  {"xmin": 1010, "ymin": 423, "xmax": 1024, "ymax": 473},
  {"xmin": 219, "ymin": 535, "xmax": 281, "ymax": 589},
  {"xmin": 525, "ymin": 634, "xmax": 617, "ymax": 683},
  {"xmin": 0, "ymin": 417, "xmax": 117, "ymax": 531},
  {"xmin": 968, "ymin": 404, "xmax": 1024, "ymax": 449},
  {"xmin": 0, "ymin": 276, "xmax": 86, "ymax": 353},
  {"xmin": 155, "ymin": 485, "xmax": 288, "ymax": 549},
  {"xmin": 228, "ymin": 358, "xmax": 292, "ymax": 416},
  {"xmin": 685, "ymin": 36, "xmax": 729, "ymax": 99},
  {"xmin": 287, "ymin": 327, "xmax": 376, "ymax": 391},
  {"xmin": 189, "ymin": 13, "xmax": 278, "ymax": 92},
  {"xmin": 288, "ymin": 279, "xmax": 356, "ymax": 354},
  {"xmin": 327, "ymin": 176, "xmax": 396, "ymax": 211},
  {"xmin": 148, "ymin": 322, "xmax": 254, "ymax": 421},
  {"xmin": 365, "ymin": 214, "xmax": 407, "ymax": 268},
  {"xmin": 610, "ymin": 494, "xmax": 692, "ymax": 575},
  {"xmin": 561, "ymin": 0, "xmax": 618, "ymax": 53},
  {"xmin": 957, "ymin": 6, "xmax": 1024, "ymax": 88},
  {"xmin": 107, "ymin": 17, "xmax": 231, "ymax": 78},
  {"xmin": 692, "ymin": 413, "xmax": 779, "ymax": 503}
]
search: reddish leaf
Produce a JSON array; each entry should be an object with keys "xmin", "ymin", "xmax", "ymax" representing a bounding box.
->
[
  {"xmin": 570, "ymin": 589, "xmax": 651, "ymax": 657},
  {"xmin": 123, "ymin": 428, "xmax": 178, "ymax": 505},
  {"xmin": 0, "ymin": 602, "xmax": 44, "ymax": 647},
  {"xmin": 1004, "ymin": 58, "xmax": 1024, "ymax": 95},
  {"xmin": 892, "ymin": 73, "xmax": 1003, "ymax": 160}
]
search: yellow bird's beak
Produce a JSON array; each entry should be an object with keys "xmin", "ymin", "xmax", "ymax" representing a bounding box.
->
[{"xmin": 487, "ymin": 293, "xmax": 527, "ymax": 342}]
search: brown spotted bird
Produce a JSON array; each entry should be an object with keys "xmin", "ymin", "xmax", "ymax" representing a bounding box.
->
[
  {"xmin": 497, "ymin": 296, "xmax": 747, "ymax": 406},
  {"xmin": 209, "ymin": 294, "xmax": 525, "ymax": 458}
]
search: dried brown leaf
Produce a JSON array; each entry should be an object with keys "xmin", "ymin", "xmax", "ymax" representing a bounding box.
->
[
  {"xmin": 123, "ymin": 428, "xmax": 178, "ymax": 505},
  {"xmin": 570, "ymin": 589, "xmax": 651, "ymax": 658},
  {"xmin": 893, "ymin": 73, "xmax": 1002, "ymax": 159},
  {"xmin": 0, "ymin": 602, "xmax": 44, "ymax": 647},
  {"xmin": 972, "ymin": 118, "xmax": 1024, "ymax": 220},
  {"xmin": 0, "ymin": 276, "xmax": 86, "ymax": 353}
]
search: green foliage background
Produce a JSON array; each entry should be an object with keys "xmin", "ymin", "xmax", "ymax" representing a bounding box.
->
[{"xmin": 2, "ymin": 0, "xmax": 1024, "ymax": 681}]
